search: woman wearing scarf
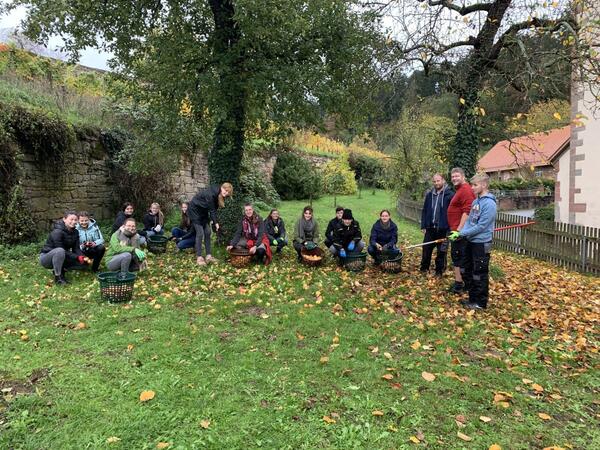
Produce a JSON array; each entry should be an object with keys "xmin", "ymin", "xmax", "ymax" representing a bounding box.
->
[
  {"xmin": 293, "ymin": 206, "xmax": 320, "ymax": 261},
  {"xmin": 106, "ymin": 218, "xmax": 147, "ymax": 273},
  {"xmin": 188, "ymin": 182, "xmax": 233, "ymax": 266},
  {"xmin": 368, "ymin": 209, "xmax": 399, "ymax": 265},
  {"xmin": 227, "ymin": 203, "xmax": 272, "ymax": 265}
]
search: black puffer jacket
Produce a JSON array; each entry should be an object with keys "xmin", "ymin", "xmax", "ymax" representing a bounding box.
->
[
  {"xmin": 188, "ymin": 185, "xmax": 221, "ymax": 226},
  {"xmin": 332, "ymin": 220, "xmax": 362, "ymax": 249},
  {"xmin": 265, "ymin": 217, "xmax": 286, "ymax": 240},
  {"xmin": 112, "ymin": 211, "xmax": 133, "ymax": 233},
  {"xmin": 41, "ymin": 220, "xmax": 83, "ymax": 260}
]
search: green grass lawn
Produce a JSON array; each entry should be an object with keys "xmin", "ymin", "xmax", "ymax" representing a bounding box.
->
[{"xmin": 1, "ymin": 191, "xmax": 598, "ymax": 449}]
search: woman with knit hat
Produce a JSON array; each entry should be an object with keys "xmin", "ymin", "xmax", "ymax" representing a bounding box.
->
[{"xmin": 329, "ymin": 209, "xmax": 365, "ymax": 259}]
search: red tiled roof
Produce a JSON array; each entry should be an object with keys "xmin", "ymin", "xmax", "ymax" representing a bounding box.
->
[{"xmin": 478, "ymin": 126, "xmax": 570, "ymax": 172}]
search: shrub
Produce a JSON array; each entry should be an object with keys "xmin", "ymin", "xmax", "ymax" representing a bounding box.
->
[
  {"xmin": 322, "ymin": 159, "xmax": 357, "ymax": 195},
  {"xmin": 534, "ymin": 203, "xmax": 555, "ymax": 222},
  {"xmin": 272, "ymin": 152, "xmax": 323, "ymax": 201},
  {"xmin": 490, "ymin": 178, "xmax": 554, "ymax": 192},
  {"xmin": 0, "ymin": 185, "xmax": 37, "ymax": 245},
  {"xmin": 348, "ymin": 152, "xmax": 387, "ymax": 188},
  {"xmin": 216, "ymin": 198, "xmax": 244, "ymax": 245},
  {"xmin": 239, "ymin": 158, "xmax": 280, "ymax": 208}
]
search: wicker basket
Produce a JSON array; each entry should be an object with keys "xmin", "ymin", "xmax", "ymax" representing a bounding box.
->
[
  {"xmin": 380, "ymin": 251, "xmax": 403, "ymax": 274},
  {"xmin": 301, "ymin": 247, "xmax": 325, "ymax": 267},
  {"xmin": 229, "ymin": 248, "xmax": 252, "ymax": 268},
  {"xmin": 342, "ymin": 252, "xmax": 367, "ymax": 272},
  {"xmin": 98, "ymin": 271, "xmax": 136, "ymax": 303},
  {"xmin": 147, "ymin": 235, "xmax": 168, "ymax": 254}
]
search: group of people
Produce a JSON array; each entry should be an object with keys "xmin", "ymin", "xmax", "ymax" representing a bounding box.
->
[
  {"xmin": 39, "ymin": 169, "xmax": 496, "ymax": 310},
  {"xmin": 418, "ymin": 168, "xmax": 497, "ymax": 310}
]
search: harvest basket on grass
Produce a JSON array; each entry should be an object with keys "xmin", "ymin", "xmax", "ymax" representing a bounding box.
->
[
  {"xmin": 301, "ymin": 247, "xmax": 325, "ymax": 267},
  {"xmin": 380, "ymin": 250, "xmax": 403, "ymax": 274},
  {"xmin": 147, "ymin": 235, "xmax": 168, "ymax": 254},
  {"xmin": 228, "ymin": 247, "xmax": 252, "ymax": 268},
  {"xmin": 342, "ymin": 252, "xmax": 367, "ymax": 272},
  {"xmin": 98, "ymin": 271, "xmax": 136, "ymax": 303}
]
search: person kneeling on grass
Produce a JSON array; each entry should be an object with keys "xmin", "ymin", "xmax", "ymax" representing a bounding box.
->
[
  {"xmin": 143, "ymin": 202, "xmax": 164, "ymax": 239},
  {"xmin": 330, "ymin": 209, "xmax": 365, "ymax": 259},
  {"xmin": 106, "ymin": 218, "xmax": 147, "ymax": 273},
  {"xmin": 227, "ymin": 203, "xmax": 272, "ymax": 265},
  {"xmin": 170, "ymin": 202, "xmax": 196, "ymax": 251},
  {"xmin": 76, "ymin": 211, "xmax": 105, "ymax": 272},
  {"xmin": 368, "ymin": 209, "xmax": 399, "ymax": 265},
  {"xmin": 265, "ymin": 209, "xmax": 288, "ymax": 254},
  {"xmin": 448, "ymin": 173, "xmax": 497, "ymax": 310},
  {"xmin": 293, "ymin": 206, "xmax": 320, "ymax": 261},
  {"xmin": 40, "ymin": 210, "xmax": 88, "ymax": 285}
]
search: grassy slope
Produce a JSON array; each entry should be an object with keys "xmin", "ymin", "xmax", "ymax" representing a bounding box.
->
[{"xmin": 0, "ymin": 191, "xmax": 598, "ymax": 449}]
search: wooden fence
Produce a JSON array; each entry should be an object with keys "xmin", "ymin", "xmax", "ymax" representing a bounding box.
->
[{"xmin": 397, "ymin": 197, "xmax": 600, "ymax": 275}]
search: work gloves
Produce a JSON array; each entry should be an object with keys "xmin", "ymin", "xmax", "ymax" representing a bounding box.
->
[
  {"xmin": 348, "ymin": 241, "xmax": 355, "ymax": 251},
  {"xmin": 448, "ymin": 231, "xmax": 461, "ymax": 241},
  {"xmin": 135, "ymin": 248, "xmax": 146, "ymax": 261},
  {"xmin": 339, "ymin": 249, "xmax": 347, "ymax": 258}
]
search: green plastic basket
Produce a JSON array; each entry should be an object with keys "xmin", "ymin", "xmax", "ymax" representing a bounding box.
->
[
  {"xmin": 98, "ymin": 271, "xmax": 136, "ymax": 303},
  {"xmin": 342, "ymin": 252, "xmax": 367, "ymax": 272},
  {"xmin": 147, "ymin": 235, "xmax": 168, "ymax": 254}
]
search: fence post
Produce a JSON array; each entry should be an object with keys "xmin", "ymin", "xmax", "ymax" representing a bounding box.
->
[{"xmin": 581, "ymin": 235, "xmax": 587, "ymax": 272}]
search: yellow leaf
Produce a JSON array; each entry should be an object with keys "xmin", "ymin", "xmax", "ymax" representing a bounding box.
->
[
  {"xmin": 139, "ymin": 390, "xmax": 155, "ymax": 402},
  {"xmin": 381, "ymin": 373, "xmax": 394, "ymax": 380},
  {"xmin": 156, "ymin": 443, "xmax": 170, "ymax": 449},
  {"xmin": 127, "ymin": 344, "xmax": 134, "ymax": 352},
  {"xmin": 75, "ymin": 322, "xmax": 86, "ymax": 330},
  {"xmin": 522, "ymin": 378, "xmax": 533, "ymax": 384},
  {"xmin": 422, "ymin": 371, "xmax": 435, "ymax": 382},
  {"xmin": 409, "ymin": 435, "xmax": 420, "ymax": 444},
  {"xmin": 372, "ymin": 410, "xmax": 384, "ymax": 416},
  {"xmin": 457, "ymin": 431, "xmax": 472, "ymax": 441},
  {"xmin": 553, "ymin": 112, "xmax": 562, "ymax": 120},
  {"xmin": 383, "ymin": 352, "xmax": 393, "ymax": 360},
  {"xmin": 411, "ymin": 340, "xmax": 421, "ymax": 350},
  {"xmin": 320, "ymin": 356, "xmax": 329, "ymax": 364},
  {"xmin": 106, "ymin": 436, "xmax": 121, "ymax": 444},
  {"xmin": 538, "ymin": 412, "xmax": 552, "ymax": 420},
  {"xmin": 532, "ymin": 383, "xmax": 544, "ymax": 392},
  {"xmin": 489, "ymin": 445, "xmax": 502, "ymax": 450},
  {"xmin": 480, "ymin": 416, "xmax": 492, "ymax": 423},
  {"xmin": 480, "ymin": 107, "xmax": 486, "ymax": 116},
  {"xmin": 200, "ymin": 419, "xmax": 211, "ymax": 429},
  {"xmin": 459, "ymin": 98, "xmax": 466, "ymax": 105},
  {"xmin": 323, "ymin": 415, "xmax": 336, "ymax": 424}
]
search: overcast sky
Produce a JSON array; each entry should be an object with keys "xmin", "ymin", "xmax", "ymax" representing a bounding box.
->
[{"xmin": 0, "ymin": 4, "xmax": 112, "ymax": 70}]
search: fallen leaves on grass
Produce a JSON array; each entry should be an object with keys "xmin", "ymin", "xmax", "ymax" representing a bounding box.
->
[
  {"xmin": 372, "ymin": 410, "xmax": 384, "ymax": 416},
  {"xmin": 457, "ymin": 431, "xmax": 472, "ymax": 441},
  {"xmin": 156, "ymin": 443, "xmax": 170, "ymax": 449},
  {"xmin": 421, "ymin": 371, "xmax": 435, "ymax": 382},
  {"xmin": 139, "ymin": 390, "xmax": 155, "ymax": 402},
  {"xmin": 538, "ymin": 412, "xmax": 552, "ymax": 421},
  {"xmin": 106, "ymin": 436, "xmax": 121, "ymax": 444},
  {"xmin": 199, "ymin": 419, "xmax": 211, "ymax": 429},
  {"xmin": 323, "ymin": 415, "xmax": 336, "ymax": 424},
  {"xmin": 489, "ymin": 445, "xmax": 502, "ymax": 450},
  {"xmin": 480, "ymin": 416, "xmax": 492, "ymax": 423}
]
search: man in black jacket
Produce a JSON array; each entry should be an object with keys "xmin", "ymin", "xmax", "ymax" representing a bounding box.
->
[
  {"xmin": 324, "ymin": 206, "xmax": 344, "ymax": 248},
  {"xmin": 39, "ymin": 210, "xmax": 87, "ymax": 285},
  {"xmin": 329, "ymin": 209, "xmax": 365, "ymax": 258},
  {"xmin": 419, "ymin": 173, "xmax": 454, "ymax": 276}
]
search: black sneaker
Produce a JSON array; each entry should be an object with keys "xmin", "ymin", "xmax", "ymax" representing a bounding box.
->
[
  {"xmin": 462, "ymin": 302, "xmax": 485, "ymax": 310},
  {"xmin": 54, "ymin": 275, "xmax": 68, "ymax": 286}
]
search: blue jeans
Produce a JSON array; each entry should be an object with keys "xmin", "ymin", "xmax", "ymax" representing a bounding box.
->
[{"xmin": 171, "ymin": 227, "xmax": 195, "ymax": 250}]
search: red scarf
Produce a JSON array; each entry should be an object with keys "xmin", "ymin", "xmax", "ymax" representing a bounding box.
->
[{"xmin": 242, "ymin": 214, "xmax": 259, "ymax": 240}]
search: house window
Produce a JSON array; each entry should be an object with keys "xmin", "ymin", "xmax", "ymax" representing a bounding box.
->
[
  {"xmin": 534, "ymin": 169, "xmax": 543, "ymax": 177},
  {"xmin": 502, "ymin": 172, "xmax": 511, "ymax": 181}
]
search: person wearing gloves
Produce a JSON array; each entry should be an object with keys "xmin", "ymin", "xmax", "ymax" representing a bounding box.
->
[
  {"xmin": 39, "ymin": 210, "xmax": 88, "ymax": 285},
  {"xmin": 188, "ymin": 182, "xmax": 233, "ymax": 266},
  {"xmin": 265, "ymin": 209, "xmax": 288, "ymax": 254},
  {"xmin": 170, "ymin": 202, "xmax": 196, "ymax": 251},
  {"xmin": 143, "ymin": 202, "xmax": 164, "ymax": 239},
  {"xmin": 324, "ymin": 206, "xmax": 344, "ymax": 248},
  {"xmin": 367, "ymin": 209, "xmax": 399, "ymax": 265},
  {"xmin": 106, "ymin": 218, "xmax": 147, "ymax": 273},
  {"xmin": 448, "ymin": 173, "xmax": 497, "ymax": 310},
  {"xmin": 76, "ymin": 211, "xmax": 105, "ymax": 272},
  {"xmin": 330, "ymin": 209, "xmax": 365, "ymax": 259},
  {"xmin": 293, "ymin": 206, "xmax": 320, "ymax": 261},
  {"xmin": 419, "ymin": 173, "xmax": 454, "ymax": 276},
  {"xmin": 227, "ymin": 203, "xmax": 272, "ymax": 265}
]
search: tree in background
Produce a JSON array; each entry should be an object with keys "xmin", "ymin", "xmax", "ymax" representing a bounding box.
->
[
  {"xmin": 3, "ymin": 0, "xmax": 382, "ymax": 188},
  {"xmin": 378, "ymin": 0, "xmax": 600, "ymax": 177}
]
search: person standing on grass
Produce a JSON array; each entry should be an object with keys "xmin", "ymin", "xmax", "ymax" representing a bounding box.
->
[
  {"xmin": 106, "ymin": 218, "xmax": 147, "ymax": 273},
  {"xmin": 227, "ymin": 203, "xmax": 272, "ymax": 265},
  {"xmin": 265, "ymin": 209, "xmax": 288, "ymax": 254},
  {"xmin": 293, "ymin": 206, "xmax": 320, "ymax": 261},
  {"xmin": 448, "ymin": 173, "xmax": 497, "ymax": 310},
  {"xmin": 188, "ymin": 183, "xmax": 233, "ymax": 266},
  {"xmin": 170, "ymin": 202, "xmax": 196, "ymax": 251},
  {"xmin": 76, "ymin": 211, "xmax": 105, "ymax": 273},
  {"xmin": 419, "ymin": 173, "xmax": 454, "ymax": 276},
  {"xmin": 324, "ymin": 206, "xmax": 344, "ymax": 248},
  {"xmin": 40, "ymin": 210, "xmax": 88, "ymax": 285},
  {"xmin": 447, "ymin": 167, "xmax": 476, "ymax": 294},
  {"xmin": 330, "ymin": 209, "xmax": 365, "ymax": 258},
  {"xmin": 143, "ymin": 202, "xmax": 164, "ymax": 239},
  {"xmin": 368, "ymin": 209, "xmax": 399, "ymax": 265}
]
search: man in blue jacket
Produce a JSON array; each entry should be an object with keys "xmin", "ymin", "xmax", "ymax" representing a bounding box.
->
[
  {"xmin": 449, "ymin": 173, "xmax": 497, "ymax": 310},
  {"xmin": 420, "ymin": 173, "xmax": 454, "ymax": 276}
]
